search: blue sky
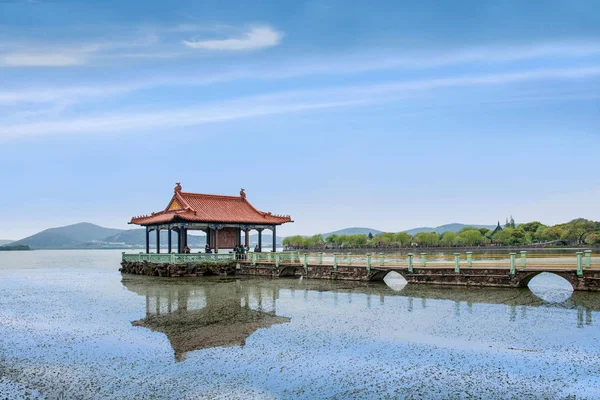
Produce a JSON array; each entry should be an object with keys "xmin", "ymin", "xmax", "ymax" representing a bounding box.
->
[{"xmin": 1, "ymin": 0, "xmax": 599, "ymax": 239}]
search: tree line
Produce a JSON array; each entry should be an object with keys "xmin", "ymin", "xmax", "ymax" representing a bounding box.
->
[{"xmin": 282, "ymin": 218, "xmax": 600, "ymax": 249}]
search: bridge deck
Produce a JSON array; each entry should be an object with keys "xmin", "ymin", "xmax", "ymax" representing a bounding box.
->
[{"xmin": 120, "ymin": 251, "xmax": 600, "ymax": 290}]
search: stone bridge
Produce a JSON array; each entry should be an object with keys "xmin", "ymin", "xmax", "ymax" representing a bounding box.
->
[
  {"xmin": 239, "ymin": 262, "xmax": 600, "ymax": 291},
  {"xmin": 120, "ymin": 252, "xmax": 600, "ymax": 291}
]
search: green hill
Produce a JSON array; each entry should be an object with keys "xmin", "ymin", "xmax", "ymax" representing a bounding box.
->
[
  {"xmin": 404, "ymin": 223, "xmax": 497, "ymax": 235},
  {"xmin": 322, "ymin": 227, "xmax": 384, "ymax": 238},
  {"xmin": 104, "ymin": 229, "xmax": 206, "ymax": 248},
  {"xmin": 10, "ymin": 222, "xmax": 124, "ymax": 249}
]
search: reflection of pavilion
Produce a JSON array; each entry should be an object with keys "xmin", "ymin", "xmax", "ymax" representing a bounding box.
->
[
  {"xmin": 122, "ymin": 277, "xmax": 290, "ymax": 361},
  {"xmin": 123, "ymin": 276, "xmax": 599, "ymax": 361}
]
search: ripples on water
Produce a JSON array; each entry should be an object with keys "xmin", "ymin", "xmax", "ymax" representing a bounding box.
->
[{"xmin": 1, "ymin": 250, "xmax": 599, "ymax": 399}]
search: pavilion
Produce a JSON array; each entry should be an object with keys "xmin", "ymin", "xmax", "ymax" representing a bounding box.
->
[{"xmin": 130, "ymin": 183, "xmax": 293, "ymax": 253}]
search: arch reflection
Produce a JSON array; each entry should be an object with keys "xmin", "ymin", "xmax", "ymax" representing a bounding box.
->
[{"xmin": 527, "ymin": 272, "xmax": 574, "ymax": 303}]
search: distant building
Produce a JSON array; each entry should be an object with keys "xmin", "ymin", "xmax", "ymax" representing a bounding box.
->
[{"xmin": 489, "ymin": 221, "xmax": 503, "ymax": 239}]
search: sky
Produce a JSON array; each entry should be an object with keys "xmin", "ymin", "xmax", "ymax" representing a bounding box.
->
[{"xmin": 0, "ymin": 0, "xmax": 599, "ymax": 240}]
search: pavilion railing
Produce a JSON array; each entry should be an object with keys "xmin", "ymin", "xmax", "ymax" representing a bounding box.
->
[{"xmin": 122, "ymin": 252, "xmax": 235, "ymax": 264}]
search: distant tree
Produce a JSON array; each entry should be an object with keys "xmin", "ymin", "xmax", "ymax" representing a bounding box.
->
[
  {"xmin": 542, "ymin": 225, "xmax": 567, "ymax": 241},
  {"xmin": 283, "ymin": 235, "xmax": 306, "ymax": 247},
  {"xmin": 585, "ymin": 233, "xmax": 600, "ymax": 245},
  {"xmin": 307, "ymin": 234, "xmax": 324, "ymax": 248},
  {"xmin": 509, "ymin": 215, "xmax": 516, "ymax": 228},
  {"xmin": 368, "ymin": 232, "xmax": 374, "ymax": 240},
  {"xmin": 479, "ymin": 228, "xmax": 491, "ymax": 237},
  {"xmin": 350, "ymin": 234, "xmax": 369, "ymax": 247},
  {"xmin": 491, "ymin": 227, "xmax": 525, "ymax": 246},
  {"xmin": 440, "ymin": 232, "xmax": 456, "ymax": 247},
  {"xmin": 457, "ymin": 229, "xmax": 485, "ymax": 246},
  {"xmin": 518, "ymin": 221, "xmax": 546, "ymax": 233},
  {"xmin": 325, "ymin": 234, "xmax": 338, "ymax": 245},
  {"xmin": 394, "ymin": 232, "xmax": 412, "ymax": 247},
  {"xmin": 414, "ymin": 232, "xmax": 439, "ymax": 247},
  {"xmin": 564, "ymin": 218, "xmax": 598, "ymax": 245},
  {"xmin": 511, "ymin": 227, "xmax": 527, "ymax": 243},
  {"xmin": 492, "ymin": 228, "xmax": 512, "ymax": 246},
  {"xmin": 372, "ymin": 232, "xmax": 395, "ymax": 247},
  {"xmin": 533, "ymin": 225, "xmax": 548, "ymax": 242},
  {"xmin": 458, "ymin": 226, "xmax": 479, "ymax": 235}
]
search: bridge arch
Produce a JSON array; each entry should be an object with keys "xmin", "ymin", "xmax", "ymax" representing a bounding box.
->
[
  {"xmin": 369, "ymin": 269, "xmax": 407, "ymax": 282},
  {"xmin": 516, "ymin": 271, "xmax": 577, "ymax": 291},
  {"xmin": 279, "ymin": 266, "xmax": 300, "ymax": 277}
]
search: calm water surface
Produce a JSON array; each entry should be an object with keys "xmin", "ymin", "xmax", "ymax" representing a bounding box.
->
[{"xmin": 1, "ymin": 250, "xmax": 599, "ymax": 399}]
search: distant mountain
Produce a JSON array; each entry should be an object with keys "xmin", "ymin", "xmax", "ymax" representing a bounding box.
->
[
  {"xmin": 404, "ymin": 223, "xmax": 497, "ymax": 235},
  {"xmin": 249, "ymin": 234, "xmax": 284, "ymax": 246},
  {"xmin": 316, "ymin": 225, "xmax": 494, "ymax": 238},
  {"xmin": 0, "ymin": 240, "xmax": 13, "ymax": 246},
  {"xmin": 104, "ymin": 229, "xmax": 206, "ymax": 248},
  {"xmin": 8, "ymin": 221, "xmax": 502, "ymax": 250},
  {"xmin": 8, "ymin": 221, "xmax": 286, "ymax": 249},
  {"xmin": 322, "ymin": 227, "xmax": 384, "ymax": 238},
  {"xmin": 10, "ymin": 222, "xmax": 124, "ymax": 249}
]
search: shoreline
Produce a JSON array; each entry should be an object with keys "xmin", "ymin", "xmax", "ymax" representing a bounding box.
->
[{"xmin": 282, "ymin": 246, "xmax": 599, "ymax": 253}]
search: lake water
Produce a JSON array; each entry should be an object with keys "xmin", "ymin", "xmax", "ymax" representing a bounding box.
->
[{"xmin": 1, "ymin": 250, "xmax": 599, "ymax": 399}]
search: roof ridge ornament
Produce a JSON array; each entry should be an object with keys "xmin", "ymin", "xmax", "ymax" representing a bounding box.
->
[
  {"xmin": 174, "ymin": 182, "xmax": 182, "ymax": 193},
  {"xmin": 240, "ymin": 188, "xmax": 246, "ymax": 199}
]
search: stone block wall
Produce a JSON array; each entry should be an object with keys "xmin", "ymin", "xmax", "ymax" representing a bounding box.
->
[{"xmin": 120, "ymin": 261, "xmax": 236, "ymax": 277}]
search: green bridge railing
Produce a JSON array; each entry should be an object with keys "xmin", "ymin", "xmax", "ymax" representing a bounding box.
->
[
  {"xmin": 122, "ymin": 252, "xmax": 235, "ymax": 264},
  {"xmin": 253, "ymin": 251, "xmax": 595, "ymax": 276},
  {"xmin": 251, "ymin": 252, "xmax": 301, "ymax": 267},
  {"xmin": 122, "ymin": 251, "xmax": 595, "ymax": 277}
]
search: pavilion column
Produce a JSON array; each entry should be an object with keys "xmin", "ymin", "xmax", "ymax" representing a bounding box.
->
[
  {"xmin": 257, "ymin": 229, "xmax": 263, "ymax": 252},
  {"xmin": 214, "ymin": 229, "xmax": 219, "ymax": 254},
  {"xmin": 167, "ymin": 227, "xmax": 172, "ymax": 253},
  {"xmin": 145, "ymin": 227, "xmax": 150, "ymax": 254},
  {"xmin": 183, "ymin": 227, "xmax": 188, "ymax": 249},
  {"xmin": 272, "ymin": 226, "xmax": 277, "ymax": 252},
  {"xmin": 177, "ymin": 228, "xmax": 182, "ymax": 253},
  {"xmin": 156, "ymin": 228, "xmax": 160, "ymax": 254},
  {"xmin": 206, "ymin": 228, "xmax": 211, "ymax": 249},
  {"xmin": 245, "ymin": 229, "xmax": 249, "ymax": 248},
  {"xmin": 238, "ymin": 228, "xmax": 242, "ymax": 247}
]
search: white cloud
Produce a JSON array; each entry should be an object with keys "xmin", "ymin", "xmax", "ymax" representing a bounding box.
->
[
  {"xmin": 2, "ymin": 40, "xmax": 599, "ymax": 104},
  {"xmin": 0, "ymin": 98, "xmax": 369, "ymax": 140},
  {"xmin": 256, "ymin": 41, "xmax": 600, "ymax": 79},
  {"xmin": 2, "ymin": 66, "xmax": 598, "ymax": 140},
  {"xmin": 0, "ymin": 24, "xmax": 282, "ymax": 68},
  {"xmin": 1, "ymin": 53, "xmax": 86, "ymax": 67},
  {"xmin": 182, "ymin": 26, "xmax": 282, "ymax": 51}
]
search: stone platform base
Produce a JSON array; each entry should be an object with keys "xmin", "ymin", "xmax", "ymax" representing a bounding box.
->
[{"xmin": 120, "ymin": 261, "xmax": 237, "ymax": 277}]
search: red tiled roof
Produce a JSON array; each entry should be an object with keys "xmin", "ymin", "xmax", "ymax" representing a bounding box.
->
[{"xmin": 130, "ymin": 186, "xmax": 292, "ymax": 226}]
